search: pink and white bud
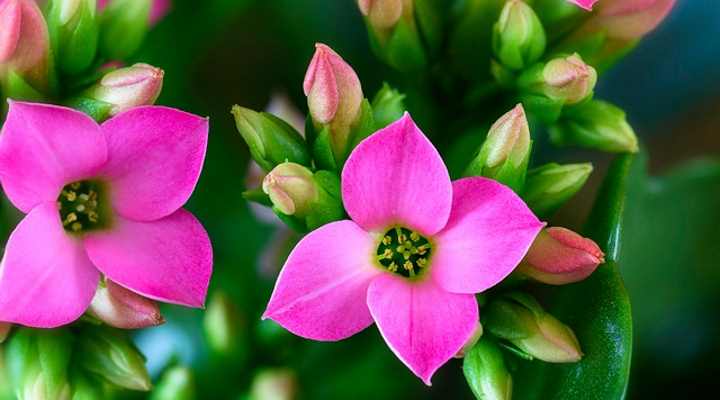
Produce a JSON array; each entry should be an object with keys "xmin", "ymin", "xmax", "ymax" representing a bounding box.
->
[
  {"xmin": 485, "ymin": 104, "xmax": 531, "ymax": 169},
  {"xmin": 586, "ymin": 0, "xmax": 676, "ymax": 40},
  {"xmin": 543, "ymin": 53, "xmax": 597, "ymax": 104},
  {"xmin": 262, "ymin": 162, "xmax": 318, "ymax": 218},
  {"xmin": 90, "ymin": 63, "xmax": 164, "ymax": 116},
  {"xmin": 303, "ymin": 43, "xmax": 363, "ymax": 156},
  {"xmin": 89, "ymin": 280, "xmax": 165, "ymax": 329},
  {"xmin": 0, "ymin": 0, "xmax": 50, "ymax": 89},
  {"xmin": 519, "ymin": 227, "xmax": 605, "ymax": 285},
  {"xmin": 357, "ymin": 0, "xmax": 405, "ymax": 30}
]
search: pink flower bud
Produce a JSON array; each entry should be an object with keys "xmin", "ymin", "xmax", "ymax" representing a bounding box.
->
[
  {"xmin": 519, "ymin": 227, "xmax": 605, "ymax": 285},
  {"xmin": 357, "ymin": 0, "xmax": 405, "ymax": 30},
  {"xmin": 542, "ymin": 53, "xmax": 597, "ymax": 104},
  {"xmin": 587, "ymin": 0, "xmax": 676, "ymax": 40},
  {"xmin": 262, "ymin": 162, "xmax": 318, "ymax": 218},
  {"xmin": 303, "ymin": 43, "xmax": 363, "ymax": 156},
  {"xmin": 0, "ymin": 0, "xmax": 50, "ymax": 89},
  {"xmin": 485, "ymin": 104, "xmax": 531, "ymax": 169},
  {"xmin": 90, "ymin": 63, "xmax": 164, "ymax": 116},
  {"xmin": 89, "ymin": 280, "xmax": 165, "ymax": 329}
]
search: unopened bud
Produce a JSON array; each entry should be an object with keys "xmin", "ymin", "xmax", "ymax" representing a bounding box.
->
[
  {"xmin": 455, "ymin": 321, "xmax": 483, "ymax": 359},
  {"xmin": 86, "ymin": 63, "xmax": 164, "ymax": 116},
  {"xmin": 493, "ymin": 0, "xmax": 546, "ymax": 70},
  {"xmin": 550, "ymin": 100, "xmax": 639, "ymax": 153},
  {"xmin": 203, "ymin": 291, "xmax": 245, "ymax": 355},
  {"xmin": 0, "ymin": 0, "xmax": 51, "ymax": 92},
  {"xmin": 585, "ymin": 0, "xmax": 675, "ymax": 40},
  {"xmin": 88, "ymin": 279, "xmax": 164, "ymax": 329},
  {"xmin": 483, "ymin": 293, "xmax": 583, "ymax": 363},
  {"xmin": 523, "ymin": 162, "xmax": 592, "ymax": 216},
  {"xmin": 263, "ymin": 163, "xmax": 318, "ymax": 218},
  {"xmin": 371, "ymin": 83, "xmax": 406, "ymax": 129},
  {"xmin": 150, "ymin": 366, "xmax": 195, "ymax": 400},
  {"xmin": 250, "ymin": 369, "xmax": 298, "ymax": 400},
  {"xmin": 304, "ymin": 43, "xmax": 363, "ymax": 159},
  {"xmin": 98, "ymin": 0, "xmax": 151, "ymax": 59},
  {"xmin": 463, "ymin": 337, "xmax": 512, "ymax": 400},
  {"xmin": 232, "ymin": 105, "xmax": 311, "ymax": 172},
  {"xmin": 518, "ymin": 227, "xmax": 604, "ymax": 285},
  {"xmin": 358, "ymin": 0, "xmax": 404, "ymax": 30},
  {"xmin": 518, "ymin": 53, "xmax": 597, "ymax": 105},
  {"xmin": 46, "ymin": 0, "xmax": 99, "ymax": 75},
  {"xmin": 77, "ymin": 326, "xmax": 151, "ymax": 391},
  {"xmin": 465, "ymin": 104, "xmax": 532, "ymax": 191}
]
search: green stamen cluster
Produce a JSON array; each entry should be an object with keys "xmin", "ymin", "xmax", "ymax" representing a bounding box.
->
[
  {"xmin": 376, "ymin": 227, "xmax": 432, "ymax": 278},
  {"xmin": 58, "ymin": 180, "xmax": 108, "ymax": 233}
]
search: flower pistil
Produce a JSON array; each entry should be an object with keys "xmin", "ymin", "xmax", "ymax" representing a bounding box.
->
[
  {"xmin": 375, "ymin": 226, "xmax": 432, "ymax": 278},
  {"xmin": 58, "ymin": 180, "xmax": 110, "ymax": 233}
]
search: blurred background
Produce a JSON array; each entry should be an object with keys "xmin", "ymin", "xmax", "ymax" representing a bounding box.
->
[{"xmin": 57, "ymin": 0, "xmax": 719, "ymax": 398}]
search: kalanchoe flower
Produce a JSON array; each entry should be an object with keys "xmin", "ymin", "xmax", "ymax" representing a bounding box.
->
[
  {"xmin": 584, "ymin": 0, "xmax": 676, "ymax": 40},
  {"xmin": 0, "ymin": 101, "xmax": 212, "ymax": 328},
  {"xmin": 567, "ymin": 0, "xmax": 597, "ymax": 11},
  {"xmin": 518, "ymin": 227, "xmax": 605, "ymax": 284},
  {"xmin": 89, "ymin": 278, "xmax": 165, "ymax": 329},
  {"xmin": 86, "ymin": 63, "xmax": 164, "ymax": 117},
  {"xmin": 523, "ymin": 162, "xmax": 593, "ymax": 217},
  {"xmin": 0, "ymin": 0, "xmax": 51, "ymax": 92},
  {"xmin": 303, "ymin": 43, "xmax": 363, "ymax": 161},
  {"xmin": 492, "ymin": 0, "xmax": 546, "ymax": 70},
  {"xmin": 263, "ymin": 113, "xmax": 544, "ymax": 384}
]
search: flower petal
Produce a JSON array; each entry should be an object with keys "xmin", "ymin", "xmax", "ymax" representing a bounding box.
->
[
  {"xmin": 432, "ymin": 177, "xmax": 544, "ymax": 294},
  {"xmin": 367, "ymin": 275, "xmax": 478, "ymax": 385},
  {"xmin": 0, "ymin": 101, "xmax": 107, "ymax": 213},
  {"xmin": 99, "ymin": 106, "xmax": 208, "ymax": 221},
  {"xmin": 83, "ymin": 209, "xmax": 212, "ymax": 308},
  {"xmin": 263, "ymin": 220, "xmax": 380, "ymax": 341},
  {"xmin": 0, "ymin": 202, "xmax": 99, "ymax": 328},
  {"xmin": 341, "ymin": 113, "xmax": 452, "ymax": 235}
]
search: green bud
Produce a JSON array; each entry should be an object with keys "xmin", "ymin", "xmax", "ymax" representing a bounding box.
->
[
  {"xmin": 483, "ymin": 292, "xmax": 583, "ymax": 363},
  {"xmin": 465, "ymin": 104, "xmax": 532, "ymax": 192},
  {"xmin": 463, "ymin": 337, "xmax": 512, "ymax": 400},
  {"xmin": 150, "ymin": 366, "xmax": 195, "ymax": 400},
  {"xmin": 76, "ymin": 326, "xmax": 151, "ymax": 391},
  {"xmin": 232, "ymin": 106, "xmax": 311, "ymax": 172},
  {"xmin": 5, "ymin": 328, "xmax": 73, "ymax": 400},
  {"xmin": 46, "ymin": 0, "xmax": 99, "ymax": 75},
  {"xmin": 523, "ymin": 162, "xmax": 592, "ymax": 217},
  {"xmin": 249, "ymin": 368, "xmax": 297, "ymax": 400},
  {"xmin": 517, "ymin": 53, "xmax": 597, "ymax": 106},
  {"xmin": 203, "ymin": 291, "xmax": 245, "ymax": 356},
  {"xmin": 98, "ymin": 0, "xmax": 151, "ymax": 59},
  {"xmin": 492, "ymin": 0, "xmax": 546, "ymax": 70},
  {"xmin": 371, "ymin": 83, "xmax": 406, "ymax": 129},
  {"xmin": 550, "ymin": 100, "xmax": 639, "ymax": 153}
]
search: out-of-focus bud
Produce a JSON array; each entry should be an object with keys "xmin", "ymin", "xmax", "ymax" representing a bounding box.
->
[
  {"xmin": 98, "ymin": 0, "xmax": 169, "ymax": 26},
  {"xmin": 5, "ymin": 328, "xmax": 73, "ymax": 400},
  {"xmin": 203, "ymin": 291, "xmax": 245, "ymax": 356},
  {"xmin": 46, "ymin": 0, "xmax": 99, "ymax": 75},
  {"xmin": 0, "ymin": 0, "xmax": 51, "ymax": 93},
  {"xmin": 98, "ymin": 0, "xmax": 151, "ymax": 59},
  {"xmin": 249, "ymin": 369, "xmax": 298, "ymax": 400},
  {"xmin": 492, "ymin": 0, "xmax": 546, "ymax": 70},
  {"xmin": 85, "ymin": 63, "xmax": 164, "ymax": 117},
  {"xmin": 465, "ymin": 104, "xmax": 532, "ymax": 192},
  {"xmin": 149, "ymin": 366, "xmax": 195, "ymax": 400},
  {"xmin": 523, "ymin": 162, "xmax": 592, "ymax": 217},
  {"xmin": 88, "ymin": 279, "xmax": 164, "ymax": 329},
  {"xmin": 0, "ymin": 322, "xmax": 11, "ymax": 343},
  {"xmin": 584, "ymin": 0, "xmax": 675, "ymax": 41},
  {"xmin": 77, "ymin": 326, "xmax": 151, "ymax": 391},
  {"xmin": 358, "ymin": 0, "xmax": 403, "ymax": 30},
  {"xmin": 455, "ymin": 321, "xmax": 483, "ymax": 359},
  {"xmin": 550, "ymin": 100, "xmax": 639, "ymax": 153},
  {"xmin": 304, "ymin": 43, "xmax": 364, "ymax": 159},
  {"xmin": 463, "ymin": 337, "xmax": 512, "ymax": 400},
  {"xmin": 371, "ymin": 83, "xmax": 406, "ymax": 130},
  {"xmin": 232, "ymin": 105, "xmax": 311, "ymax": 172},
  {"xmin": 518, "ymin": 53, "xmax": 597, "ymax": 105},
  {"xmin": 518, "ymin": 227, "xmax": 604, "ymax": 284},
  {"xmin": 483, "ymin": 292, "xmax": 583, "ymax": 363},
  {"xmin": 263, "ymin": 162, "xmax": 318, "ymax": 218}
]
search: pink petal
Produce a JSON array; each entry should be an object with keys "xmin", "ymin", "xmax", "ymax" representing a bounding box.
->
[
  {"xmin": 341, "ymin": 113, "xmax": 453, "ymax": 235},
  {"xmin": 0, "ymin": 202, "xmax": 99, "ymax": 328},
  {"xmin": 367, "ymin": 275, "xmax": 478, "ymax": 385},
  {"xmin": 83, "ymin": 209, "xmax": 212, "ymax": 308},
  {"xmin": 432, "ymin": 177, "xmax": 544, "ymax": 294},
  {"xmin": 263, "ymin": 220, "xmax": 380, "ymax": 341},
  {"xmin": 0, "ymin": 0, "xmax": 21, "ymax": 62},
  {"xmin": 99, "ymin": 106, "xmax": 208, "ymax": 221},
  {"xmin": 0, "ymin": 101, "xmax": 107, "ymax": 213}
]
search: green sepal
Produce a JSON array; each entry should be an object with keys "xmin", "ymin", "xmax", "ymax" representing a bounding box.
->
[
  {"xmin": 371, "ymin": 83, "xmax": 406, "ymax": 130},
  {"xmin": 2, "ymin": 72, "xmax": 46, "ymax": 102},
  {"xmin": 346, "ymin": 99, "xmax": 376, "ymax": 155},
  {"xmin": 464, "ymin": 140, "xmax": 532, "ymax": 193},
  {"xmin": 463, "ymin": 337, "xmax": 513, "ymax": 400},
  {"xmin": 241, "ymin": 189, "xmax": 272, "ymax": 207},
  {"xmin": 481, "ymin": 298, "xmax": 537, "ymax": 340},
  {"xmin": 273, "ymin": 207, "xmax": 308, "ymax": 233},
  {"xmin": 312, "ymin": 125, "xmax": 337, "ymax": 171},
  {"xmin": 305, "ymin": 170, "xmax": 345, "ymax": 231},
  {"xmin": 65, "ymin": 96, "xmax": 114, "ymax": 122}
]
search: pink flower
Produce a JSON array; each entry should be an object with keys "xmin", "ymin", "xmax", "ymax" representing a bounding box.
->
[
  {"xmin": 263, "ymin": 114, "xmax": 543, "ymax": 384},
  {"xmin": 97, "ymin": 0, "xmax": 170, "ymax": 25},
  {"xmin": 0, "ymin": 101, "xmax": 212, "ymax": 328},
  {"xmin": 568, "ymin": 0, "xmax": 598, "ymax": 11}
]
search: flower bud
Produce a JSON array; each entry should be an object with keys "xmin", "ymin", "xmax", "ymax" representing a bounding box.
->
[
  {"xmin": 86, "ymin": 63, "xmax": 164, "ymax": 117},
  {"xmin": 455, "ymin": 321, "xmax": 483, "ymax": 359},
  {"xmin": 523, "ymin": 162, "xmax": 592, "ymax": 217},
  {"xmin": 263, "ymin": 162, "xmax": 318, "ymax": 218},
  {"xmin": 98, "ymin": 0, "xmax": 151, "ymax": 59},
  {"xmin": 518, "ymin": 53, "xmax": 597, "ymax": 105},
  {"xmin": 371, "ymin": 83, "xmax": 406, "ymax": 129},
  {"xmin": 249, "ymin": 369, "xmax": 297, "ymax": 400},
  {"xmin": 586, "ymin": 0, "xmax": 675, "ymax": 40},
  {"xmin": 203, "ymin": 291, "xmax": 245, "ymax": 356},
  {"xmin": 304, "ymin": 43, "xmax": 363, "ymax": 160},
  {"xmin": 46, "ymin": 0, "xmax": 99, "ymax": 75},
  {"xmin": 150, "ymin": 366, "xmax": 195, "ymax": 400},
  {"xmin": 463, "ymin": 337, "xmax": 512, "ymax": 400},
  {"xmin": 358, "ymin": 0, "xmax": 403, "ymax": 31},
  {"xmin": 88, "ymin": 279, "xmax": 164, "ymax": 329},
  {"xmin": 519, "ymin": 227, "xmax": 604, "ymax": 284},
  {"xmin": 77, "ymin": 326, "xmax": 151, "ymax": 391},
  {"xmin": 483, "ymin": 293, "xmax": 583, "ymax": 363},
  {"xmin": 0, "ymin": 0, "xmax": 51, "ymax": 92},
  {"xmin": 465, "ymin": 104, "xmax": 532, "ymax": 191},
  {"xmin": 550, "ymin": 100, "xmax": 639, "ymax": 153},
  {"xmin": 232, "ymin": 105, "xmax": 311, "ymax": 172},
  {"xmin": 492, "ymin": 0, "xmax": 546, "ymax": 70}
]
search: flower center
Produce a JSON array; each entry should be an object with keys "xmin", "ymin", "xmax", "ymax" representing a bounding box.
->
[
  {"xmin": 376, "ymin": 227, "xmax": 432, "ymax": 278},
  {"xmin": 57, "ymin": 180, "xmax": 110, "ymax": 234}
]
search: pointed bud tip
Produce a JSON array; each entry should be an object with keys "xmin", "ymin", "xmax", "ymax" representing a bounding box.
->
[{"xmin": 485, "ymin": 104, "xmax": 530, "ymax": 168}]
